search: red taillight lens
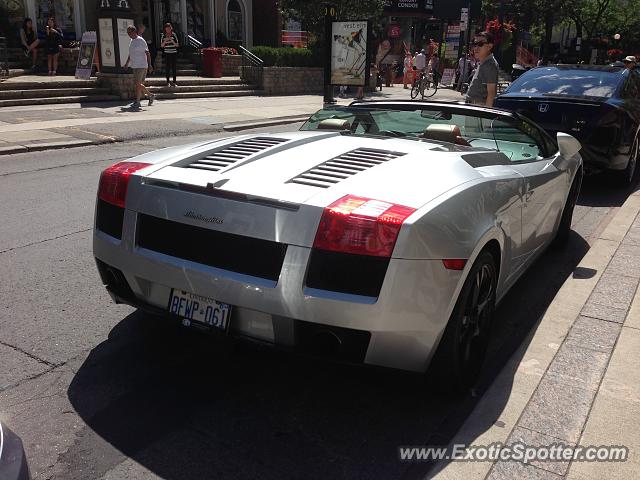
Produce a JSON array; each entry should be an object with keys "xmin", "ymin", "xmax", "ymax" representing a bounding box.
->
[
  {"xmin": 442, "ymin": 259, "xmax": 467, "ymax": 270},
  {"xmin": 313, "ymin": 195, "xmax": 416, "ymax": 257},
  {"xmin": 97, "ymin": 162, "xmax": 151, "ymax": 208}
]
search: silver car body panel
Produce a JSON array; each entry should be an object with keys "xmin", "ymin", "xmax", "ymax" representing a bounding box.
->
[{"xmin": 93, "ymin": 124, "xmax": 582, "ymax": 373}]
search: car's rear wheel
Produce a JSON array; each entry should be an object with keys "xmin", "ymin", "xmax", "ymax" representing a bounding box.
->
[
  {"xmin": 552, "ymin": 169, "xmax": 582, "ymax": 248},
  {"xmin": 428, "ymin": 251, "xmax": 497, "ymax": 393},
  {"xmin": 622, "ymin": 134, "xmax": 639, "ymax": 186}
]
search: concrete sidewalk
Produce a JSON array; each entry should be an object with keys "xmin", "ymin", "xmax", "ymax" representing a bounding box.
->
[
  {"xmin": 0, "ymin": 87, "xmax": 464, "ymax": 155},
  {"xmin": 431, "ymin": 188, "xmax": 640, "ymax": 479}
]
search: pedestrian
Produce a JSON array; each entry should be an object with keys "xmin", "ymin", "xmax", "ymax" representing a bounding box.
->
[
  {"xmin": 44, "ymin": 17, "xmax": 63, "ymax": 76},
  {"xmin": 160, "ymin": 22, "xmax": 179, "ymax": 87},
  {"xmin": 123, "ymin": 25, "xmax": 155, "ymax": 108},
  {"xmin": 428, "ymin": 53, "xmax": 440, "ymax": 86},
  {"xmin": 403, "ymin": 50, "xmax": 414, "ymax": 89},
  {"xmin": 466, "ymin": 31, "xmax": 499, "ymax": 107},
  {"xmin": 623, "ymin": 56, "xmax": 636, "ymax": 70},
  {"xmin": 456, "ymin": 52, "xmax": 471, "ymax": 91},
  {"xmin": 20, "ymin": 18, "xmax": 39, "ymax": 71}
]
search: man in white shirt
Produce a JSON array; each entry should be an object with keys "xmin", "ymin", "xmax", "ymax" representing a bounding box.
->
[
  {"xmin": 123, "ymin": 25, "xmax": 154, "ymax": 108},
  {"xmin": 415, "ymin": 49, "xmax": 427, "ymax": 73}
]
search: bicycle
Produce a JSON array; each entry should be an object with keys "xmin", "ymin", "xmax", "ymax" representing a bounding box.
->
[{"xmin": 410, "ymin": 70, "xmax": 438, "ymax": 99}]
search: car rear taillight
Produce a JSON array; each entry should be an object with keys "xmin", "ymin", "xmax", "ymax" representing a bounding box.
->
[
  {"xmin": 313, "ymin": 195, "xmax": 416, "ymax": 257},
  {"xmin": 442, "ymin": 259, "xmax": 467, "ymax": 270},
  {"xmin": 97, "ymin": 162, "xmax": 151, "ymax": 208}
]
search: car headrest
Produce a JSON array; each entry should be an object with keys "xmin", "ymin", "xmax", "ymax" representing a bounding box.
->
[
  {"xmin": 317, "ymin": 119, "xmax": 351, "ymax": 131},
  {"xmin": 422, "ymin": 124, "xmax": 470, "ymax": 146}
]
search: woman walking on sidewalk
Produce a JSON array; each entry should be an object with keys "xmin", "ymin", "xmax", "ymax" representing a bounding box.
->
[
  {"xmin": 160, "ymin": 23, "xmax": 179, "ymax": 87},
  {"xmin": 44, "ymin": 17, "xmax": 63, "ymax": 76},
  {"xmin": 20, "ymin": 18, "xmax": 39, "ymax": 71}
]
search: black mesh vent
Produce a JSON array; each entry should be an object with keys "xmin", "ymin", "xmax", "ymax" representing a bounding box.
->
[
  {"xmin": 288, "ymin": 148, "xmax": 406, "ymax": 188},
  {"xmin": 96, "ymin": 199, "xmax": 124, "ymax": 239},
  {"xmin": 305, "ymin": 249, "xmax": 390, "ymax": 297},
  {"xmin": 184, "ymin": 137, "xmax": 288, "ymax": 172},
  {"xmin": 137, "ymin": 214, "xmax": 287, "ymax": 282}
]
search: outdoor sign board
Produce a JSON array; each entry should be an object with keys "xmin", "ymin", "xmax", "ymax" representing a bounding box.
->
[
  {"xmin": 116, "ymin": 18, "xmax": 132, "ymax": 67},
  {"xmin": 98, "ymin": 18, "xmax": 116, "ymax": 67},
  {"xmin": 439, "ymin": 68, "xmax": 456, "ymax": 86},
  {"xmin": 330, "ymin": 21, "xmax": 369, "ymax": 86},
  {"xmin": 75, "ymin": 31, "xmax": 97, "ymax": 79},
  {"xmin": 383, "ymin": 0, "xmax": 434, "ymax": 13}
]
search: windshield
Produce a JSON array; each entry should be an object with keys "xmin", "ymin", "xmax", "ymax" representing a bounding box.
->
[
  {"xmin": 300, "ymin": 106, "xmax": 547, "ymax": 161},
  {"xmin": 506, "ymin": 67, "xmax": 622, "ymax": 98}
]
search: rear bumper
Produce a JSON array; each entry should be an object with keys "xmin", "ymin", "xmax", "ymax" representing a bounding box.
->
[{"xmin": 94, "ymin": 227, "xmax": 463, "ymax": 373}]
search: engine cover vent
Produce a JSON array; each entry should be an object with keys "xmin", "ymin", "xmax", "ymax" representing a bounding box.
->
[
  {"xmin": 288, "ymin": 148, "xmax": 405, "ymax": 188},
  {"xmin": 185, "ymin": 137, "xmax": 288, "ymax": 172}
]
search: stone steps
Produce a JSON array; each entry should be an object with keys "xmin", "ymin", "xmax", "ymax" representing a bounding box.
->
[
  {"xmin": 152, "ymin": 90, "xmax": 263, "ymax": 100},
  {"xmin": 0, "ymin": 87, "xmax": 111, "ymax": 99},
  {"xmin": 147, "ymin": 84, "xmax": 255, "ymax": 93},
  {"xmin": 0, "ymin": 94, "xmax": 120, "ymax": 107},
  {"xmin": 0, "ymin": 79, "xmax": 98, "ymax": 90},
  {"xmin": 145, "ymin": 78, "xmax": 243, "ymax": 86}
]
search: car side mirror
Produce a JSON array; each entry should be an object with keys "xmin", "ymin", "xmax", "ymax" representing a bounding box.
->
[{"xmin": 557, "ymin": 132, "xmax": 581, "ymax": 158}]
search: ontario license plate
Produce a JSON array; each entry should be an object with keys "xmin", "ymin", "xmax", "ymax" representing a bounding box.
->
[{"xmin": 168, "ymin": 289, "xmax": 231, "ymax": 330}]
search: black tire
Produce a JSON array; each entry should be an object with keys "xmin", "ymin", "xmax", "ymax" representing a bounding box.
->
[
  {"xmin": 410, "ymin": 81, "xmax": 420, "ymax": 99},
  {"xmin": 552, "ymin": 170, "xmax": 582, "ymax": 248},
  {"xmin": 428, "ymin": 251, "xmax": 497, "ymax": 393},
  {"xmin": 422, "ymin": 76, "xmax": 438, "ymax": 98},
  {"xmin": 621, "ymin": 134, "xmax": 639, "ymax": 186}
]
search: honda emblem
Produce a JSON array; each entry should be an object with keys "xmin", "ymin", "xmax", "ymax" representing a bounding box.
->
[{"xmin": 538, "ymin": 103, "xmax": 550, "ymax": 113}]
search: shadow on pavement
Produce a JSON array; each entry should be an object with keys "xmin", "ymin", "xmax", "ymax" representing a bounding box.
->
[{"xmin": 66, "ymin": 186, "xmax": 607, "ymax": 480}]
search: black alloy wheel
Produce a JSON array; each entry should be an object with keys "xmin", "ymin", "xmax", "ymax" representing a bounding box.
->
[
  {"xmin": 428, "ymin": 251, "xmax": 497, "ymax": 393},
  {"xmin": 623, "ymin": 134, "xmax": 639, "ymax": 186},
  {"xmin": 552, "ymin": 170, "xmax": 582, "ymax": 248}
]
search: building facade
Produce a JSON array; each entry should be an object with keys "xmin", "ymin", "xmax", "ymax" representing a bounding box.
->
[{"xmin": 3, "ymin": 0, "xmax": 254, "ymax": 47}]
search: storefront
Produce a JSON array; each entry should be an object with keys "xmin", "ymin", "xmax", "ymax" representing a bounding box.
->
[
  {"xmin": 377, "ymin": 0, "xmax": 439, "ymax": 68},
  {"xmin": 3, "ymin": 0, "xmax": 252, "ymax": 47}
]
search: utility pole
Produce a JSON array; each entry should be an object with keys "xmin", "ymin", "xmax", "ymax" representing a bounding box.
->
[{"xmin": 323, "ymin": 3, "xmax": 337, "ymax": 104}]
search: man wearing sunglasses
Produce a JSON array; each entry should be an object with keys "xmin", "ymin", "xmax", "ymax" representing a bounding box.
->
[{"xmin": 466, "ymin": 32, "xmax": 499, "ymax": 106}]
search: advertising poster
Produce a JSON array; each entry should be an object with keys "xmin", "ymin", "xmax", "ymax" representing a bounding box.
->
[
  {"xmin": 117, "ymin": 18, "xmax": 133, "ymax": 68},
  {"xmin": 330, "ymin": 21, "xmax": 368, "ymax": 86},
  {"xmin": 75, "ymin": 31, "xmax": 97, "ymax": 79},
  {"xmin": 98, "ymin": 18, "xmax": 115, "ymax": 67}
]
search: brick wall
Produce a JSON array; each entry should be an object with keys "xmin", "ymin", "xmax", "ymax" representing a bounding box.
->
[
  {"xmin": 221, "ymin": 55, "xmax": 241, "ymax": 76},
  {"xmin": 241, "ymin": 66, "xmax": 323, "ymax": 95}
]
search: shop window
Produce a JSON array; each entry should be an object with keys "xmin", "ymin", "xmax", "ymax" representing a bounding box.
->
[{"xmin": 227, "ymin": 0, "xmax": 243, "ymax": 43}]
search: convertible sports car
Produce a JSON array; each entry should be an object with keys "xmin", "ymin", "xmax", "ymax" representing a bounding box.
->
[
  {"xmin": 495, "ymin": 65, "xmax": 640, "ymax": 183},
  {"xmin": 93, "ymin": 101, "xmax": 582, "ymax": 390}
]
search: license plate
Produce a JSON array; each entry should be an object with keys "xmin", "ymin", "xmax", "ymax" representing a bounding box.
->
[{"xmin": 168, "ymin": 289, "xmax": 231, "ymax": 330}]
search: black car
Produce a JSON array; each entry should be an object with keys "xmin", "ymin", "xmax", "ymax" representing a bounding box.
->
[{"xmin": 495, "ymin": 65, "xmax": 640, "ymax": 183}]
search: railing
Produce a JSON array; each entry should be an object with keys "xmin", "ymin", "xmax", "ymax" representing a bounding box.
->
[
  {"xmin": 239, "ymin": 45, "xmax": 263, "ymax": 87},
  {"xmin": 180, "ymin": 33, "xmax": 203, "ymax": 73},
  {"xmin": 0, "ymin": 36, "xmax": 9, "ymax": 80}
]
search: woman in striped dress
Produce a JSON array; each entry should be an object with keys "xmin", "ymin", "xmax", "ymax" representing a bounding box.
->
[{"xmin": 160, "ymin": 23, "xmax": 179, "ymax": 87}]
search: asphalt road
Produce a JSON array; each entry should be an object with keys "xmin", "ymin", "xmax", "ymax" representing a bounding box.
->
[{"xmin": 0, "ymin": 128, "xmax": 632, "ymax": 480}]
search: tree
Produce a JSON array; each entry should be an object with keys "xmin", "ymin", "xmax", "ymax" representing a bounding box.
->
[{"xmin": 279, "ymin": 0, "xmax": 385, "ymax": 41}]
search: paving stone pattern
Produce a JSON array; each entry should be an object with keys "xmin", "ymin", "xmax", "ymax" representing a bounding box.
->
[{"xmin": 486, "ymin": 211, "xmax": 640, "ymax": 479}]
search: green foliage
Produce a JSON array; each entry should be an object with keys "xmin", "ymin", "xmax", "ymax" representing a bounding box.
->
[{"xmin": 250, "ymin": 46, "xmax": 323, "ymax": 67}]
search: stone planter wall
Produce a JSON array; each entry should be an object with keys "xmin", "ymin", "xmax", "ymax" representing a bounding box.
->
[
  {"xmin": 241, "ymin": 66, "xmax": 323, "ymax": 95},
  {"xmin": 16, "ymin": 47, "xmax": 80, "ymax": 73},
  {"xmin": 222, "ymin": 55, "xmax": 241, "ymax": 76},
  {"xmin": 97, "ymin": 73, "xmax": 135, "ymax": 100}
]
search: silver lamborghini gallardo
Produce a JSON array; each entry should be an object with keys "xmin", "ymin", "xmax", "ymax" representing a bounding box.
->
[{"xmin": 93, "ymin": 101, "xmax": 583, "ymax": 390}]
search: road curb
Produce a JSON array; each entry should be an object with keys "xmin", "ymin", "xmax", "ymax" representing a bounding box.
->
[
  {"xmin": 430, "ymin": 188, "xmax": 640, "ymax": 480},
  {"xmin": 222, "ymin": 115, "xmax": 311, "ymax": 132},
  {"xmin": 0, "ymin": 137, "xmax": 116, "ymax": 156}
]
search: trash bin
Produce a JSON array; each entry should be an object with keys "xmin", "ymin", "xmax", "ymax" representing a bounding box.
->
[{"xmin": 202, "ymin": 48, "xmax": 222, "ymax": 78}]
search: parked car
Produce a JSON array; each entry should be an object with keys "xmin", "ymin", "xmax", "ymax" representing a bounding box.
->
[
  {"xmin": 93, "ymin": 101, "xmax": 583, "ymax": 391},
  {"xmin": 495, "ymin": 65, "xmax": 640, "ymax": 183},
  {"xmin": 0, "ymin": 422, "xmax": 30, "ymax": 480}
]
